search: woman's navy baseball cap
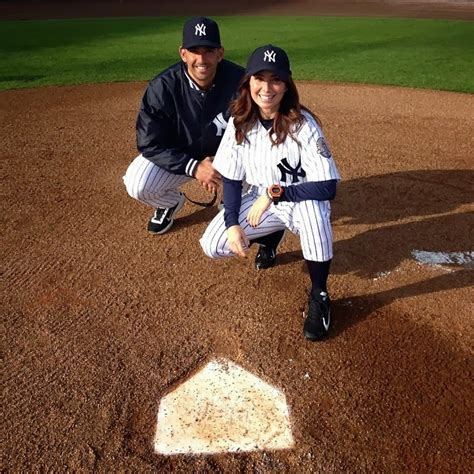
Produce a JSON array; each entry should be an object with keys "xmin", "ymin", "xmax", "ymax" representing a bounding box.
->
[
  {"xmin": 182, "ymin": 16, "xmax": 221, "ymax": 49},
  {"xmin": 246, "ymin": 44, "xmax": 292, "ymax": 81}
]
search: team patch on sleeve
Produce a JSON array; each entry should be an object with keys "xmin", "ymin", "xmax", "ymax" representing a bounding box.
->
[{"xmin": 316, "ymin": 137, "xmax": 332, "ymax": 159}]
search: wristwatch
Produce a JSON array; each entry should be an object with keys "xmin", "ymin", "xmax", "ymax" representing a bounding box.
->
[{"xmin": 267, "ymin": 184, "xmax": 284, "ymax": 204}]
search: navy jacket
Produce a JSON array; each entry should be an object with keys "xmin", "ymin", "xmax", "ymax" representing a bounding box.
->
[{"xmin": 136, "ymin": 60, "xmax": 245, "ymax": 176}]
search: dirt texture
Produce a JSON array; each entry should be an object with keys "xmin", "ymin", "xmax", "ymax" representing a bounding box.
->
[{"xmin": 2, "ymin": 1, "xmax": 474, "ymax": 472}]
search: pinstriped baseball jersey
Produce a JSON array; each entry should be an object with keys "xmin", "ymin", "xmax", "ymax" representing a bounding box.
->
[
  {"xmin": 202, "ymin": 110, "xmax": 340, "ymax": 262},
  {"xmin": 213, "ymin": 111, "xmax": 340, "ymax": 187}
]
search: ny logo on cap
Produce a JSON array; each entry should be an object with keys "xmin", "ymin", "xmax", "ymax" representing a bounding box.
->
[
  {"xmin": 264, "ymin": 50, "xmax": 276, "ymax": 62},
  {"xmin": 195, "ymin": 24, "xmax": 207, "ymax": 36}
]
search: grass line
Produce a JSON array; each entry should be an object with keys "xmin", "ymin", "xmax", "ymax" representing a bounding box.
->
[{"xmin": 0, "ymin": 16, "xmax": 473, "ymax": 92}]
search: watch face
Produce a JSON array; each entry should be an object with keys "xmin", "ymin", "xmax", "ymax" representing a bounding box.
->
[{"xmin": 270, "ymin": 185, "xmax": 282, "ymax": 197}]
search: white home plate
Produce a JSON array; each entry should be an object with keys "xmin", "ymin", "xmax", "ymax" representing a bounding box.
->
[{"xmin": 154, "ymin": 358, "xmax": 293, "ymax": 455}]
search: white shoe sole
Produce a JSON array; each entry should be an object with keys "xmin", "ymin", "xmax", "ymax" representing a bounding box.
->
[{"xmin": 148, "ymin": 194, "xmax": 185, "ymax": 235}]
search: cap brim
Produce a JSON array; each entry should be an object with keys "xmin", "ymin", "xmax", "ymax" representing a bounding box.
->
[
  {"xmin": 182, "ymin": 40, "xmax": 221, "ymax": 49},
  {"xmin": 246, "ymin": 66, "xmax": 291, "ymax": 82}
]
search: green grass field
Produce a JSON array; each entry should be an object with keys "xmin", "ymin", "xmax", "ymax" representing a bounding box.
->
[{"xmin": 1, "ymin": 16, "xmax": 473, "ymax": 92}]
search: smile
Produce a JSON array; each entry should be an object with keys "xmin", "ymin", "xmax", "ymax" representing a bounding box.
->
[{"xmin": 258, "ymin": 94, "xmax": 275, "ymax": 100}]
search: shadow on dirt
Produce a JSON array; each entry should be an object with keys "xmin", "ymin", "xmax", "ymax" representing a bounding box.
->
[
  {"xmin": 332, "ymin": 169, "xmax": 472, "ymax": 225},
  {"xmin": 332, "ymin": 211, "xmax": 473, "ymax": 277},
  {"xmin": 332, "ymin": 169, "xmax": 473, "ymax": 277},
  {"xmin": 277, "ymin": 169, "xmax": 473, "ymax": 276},
  {"xmin": 300, "ymin": 291, "xmax": 473, "ymax": 471},
  {"xmin": 331, "ymin": 268, "xmax": 473, "ymax": 337},
  {"xmin": 277, "ymin": 169, "xmax": 473, "ymax": 336},
  {"xmin": 173, "ymin": 205, "xmax": 219, "ymax": 231}
]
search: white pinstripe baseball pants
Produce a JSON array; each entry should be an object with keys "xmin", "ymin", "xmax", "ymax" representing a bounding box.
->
[
  {"xmin": 200, "ymin": 188, "xmax": 333, "ymax": 262},
  {"xmin": 123, "ymin": 154, "xmax": 190, "ymax": 208}
]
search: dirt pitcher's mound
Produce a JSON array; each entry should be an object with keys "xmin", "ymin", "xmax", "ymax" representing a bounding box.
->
[{"xmin": 2, "ymin": 79, "xmax": 473, "ymax": 471}]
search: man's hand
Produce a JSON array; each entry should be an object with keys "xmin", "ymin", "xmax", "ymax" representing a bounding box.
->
[
  {"xmin": 247, "ymin": 194, "xmax": 272, "ymax": 227},
  {"xmin": 195, "ymin": 157, "xmax": 221, "ymax": 193},
  {"xmin": 227, "ymin": 225, "xmax": 250, "ymax": 258}
]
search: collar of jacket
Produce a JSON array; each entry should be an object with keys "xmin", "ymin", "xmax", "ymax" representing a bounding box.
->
[{"xmin": 181, "ymin": 63, "xmax": 217, "ymax": 92}]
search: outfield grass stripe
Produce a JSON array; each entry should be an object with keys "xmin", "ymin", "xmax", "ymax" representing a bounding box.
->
[{"xmin": 1, "ymin": 16, "xmax": 473, "ymax": 92}]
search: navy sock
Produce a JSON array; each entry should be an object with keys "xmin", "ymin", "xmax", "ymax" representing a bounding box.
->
[
  {"xmin": 251, "ymin": 229, "xmax": 285, "ymax": 249},
  {"xmin": 305, "ymin": 259, "xmax": 331, "ymax": 292}
]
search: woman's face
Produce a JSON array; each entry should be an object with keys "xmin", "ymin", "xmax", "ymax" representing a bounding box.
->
[{"xmin": 249, "ymin": 71, "xmax": 288, "ymax": 119}]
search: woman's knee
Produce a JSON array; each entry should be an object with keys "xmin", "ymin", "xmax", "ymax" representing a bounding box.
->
[
  {"xmin": 199, "ymin": 234, "xmax": 219, "ymax": 259},
  {"xmin": 199, "ymin": 237, "xmax": 214, "ymax": 258},
  {"xmin": 200, "ymin": 226, "xmax": 230, "ymax": 258}
]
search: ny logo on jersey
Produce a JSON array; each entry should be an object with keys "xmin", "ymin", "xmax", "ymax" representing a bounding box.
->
[
  {"xmin": 212, "ymin": 113, "xmax": 227, "ymax": 136},
  {"xmin": 277, "ymin": 158, "xmax": 306, "ymax": 184},
  {"xmin": 195, "ymin": 24, "xmax": 206, "ymax": 36},
  {"xmin": 263, "ymin": 50, "xmax": 276, "ymax": 62}
]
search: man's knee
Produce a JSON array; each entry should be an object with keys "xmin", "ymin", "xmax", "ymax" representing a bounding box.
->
[
  {"xmin": 123, "ymin": 173, "xmax": 153, "ymax": 201},
  {"xmin": 123, "ymin": 155, "xmax": 157, "ymax": 201}
]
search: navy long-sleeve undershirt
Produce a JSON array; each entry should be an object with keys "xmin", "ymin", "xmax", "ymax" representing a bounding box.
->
[
  {"xmin": 223, "ymin": 177, "xmax": 337, "ymax": 229},
  {"xmin": 223, "ymin": 177, "xmax": 243, "ymax": 228}
]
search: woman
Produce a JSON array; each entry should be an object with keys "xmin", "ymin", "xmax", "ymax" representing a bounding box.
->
[{"xmin": 200, "ymin": 45, "xmax": 340, "ymax": 341}]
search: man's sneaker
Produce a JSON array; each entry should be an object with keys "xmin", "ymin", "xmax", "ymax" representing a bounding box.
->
[
  {"xmin": 147, "ymin": 193, "xmax": 185, "ymax": 235},
  {"xmin": 255, "ymin": 245, "xmax": 277, "ymax": 270},
  {"xmin": 303, "ymin": 289, "xmax": 331, "ymax": 341}
]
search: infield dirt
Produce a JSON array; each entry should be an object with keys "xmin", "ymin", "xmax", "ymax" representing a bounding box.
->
[{"xmin": 2, "ymin": 1, "xmax": 473, "ymax": 471}]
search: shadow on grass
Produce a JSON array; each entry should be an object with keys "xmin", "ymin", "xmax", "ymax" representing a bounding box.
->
[
  {"xmin": 0, "ymin": 74, "xmax": 46, "ymax": 84},
  {"xmin": 0, "ymin": 17, "xmax": 185, "ymax": 54}
]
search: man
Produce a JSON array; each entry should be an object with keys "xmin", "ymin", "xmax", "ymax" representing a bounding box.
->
[{"xmin": 123, "ymin": 16, "xmax": 283, "ymax": 269}]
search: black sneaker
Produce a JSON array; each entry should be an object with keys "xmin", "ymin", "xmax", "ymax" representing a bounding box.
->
[
  {"xmin": 255, "ymin": 245, "xmax": 277, "ymax": 270},
  {"xmin": 303, "ymin": 289, "xmax": 331, "ymax": 341},
  {"xmin": 147, "ymin": 193, "xmax": 185, "ymax": 235},
  {"xmin": 253, "ymin": 229, "xmax": 285, "ymax": 270}
]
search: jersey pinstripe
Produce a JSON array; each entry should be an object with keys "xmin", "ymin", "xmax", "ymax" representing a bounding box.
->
[
  {"xmin": 201, "ymin": 111, "xmax": 340, "ymax": 262},
  {"xmin": 213, "ymin": 111, "xmax": 340, "ymax": 187},
  {"xmin": 123, "ymin": 154, "xmax": 190, "ymax": 209}
]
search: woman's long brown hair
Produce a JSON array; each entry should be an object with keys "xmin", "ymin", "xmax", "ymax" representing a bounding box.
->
[{"xmin": 230, "ymin": 73, "xmax": 321, "ymax": 146}]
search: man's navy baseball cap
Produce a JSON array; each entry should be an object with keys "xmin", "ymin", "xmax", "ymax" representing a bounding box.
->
[
  {"xmin": 182, "ymin": 16, "xmax": 221, "ymax": 49},
  {"xmin": 246, "ymin": 44, "xmax": 292, "ymax": 81}
]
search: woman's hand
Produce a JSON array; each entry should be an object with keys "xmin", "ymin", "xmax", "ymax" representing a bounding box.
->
[
  {"xmin": 247, "ymin": 194, "xmax": 272, "ymax": 227},
  {"xmin": 227, "ymin": 225, "xmax": 250, "ymax": 257}
]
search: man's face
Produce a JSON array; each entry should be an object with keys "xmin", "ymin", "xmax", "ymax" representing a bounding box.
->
[{"xmin": 179, "ymin": 46, "xmax": 224, "ymax": 90}]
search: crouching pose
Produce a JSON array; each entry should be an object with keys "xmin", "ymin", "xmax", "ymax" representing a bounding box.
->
[{"xmin": 200, "ymin": 45, "xmax": 340, "ymax": 340}]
